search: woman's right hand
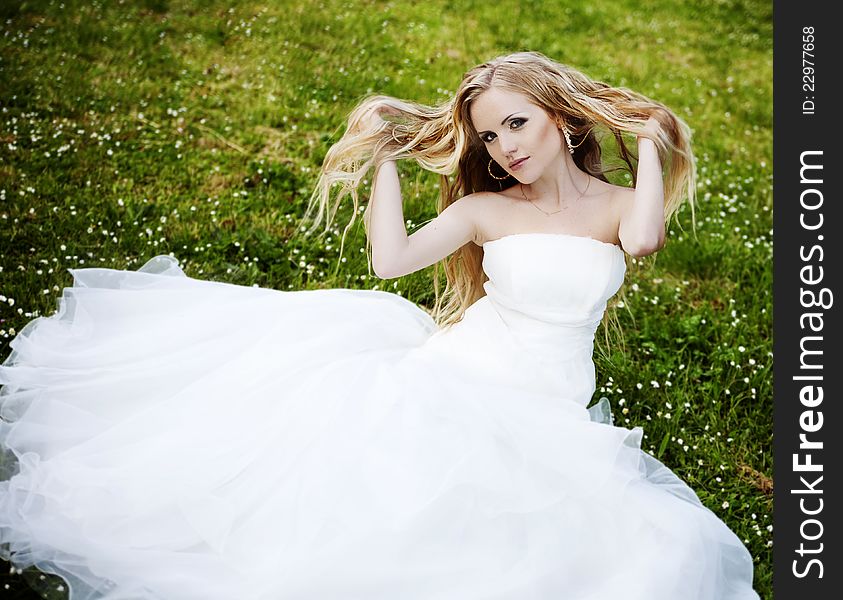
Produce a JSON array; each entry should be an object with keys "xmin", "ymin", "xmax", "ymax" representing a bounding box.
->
[{"xmin": 355, "ymin": 100, "xmax": 402, "ymax": 132}]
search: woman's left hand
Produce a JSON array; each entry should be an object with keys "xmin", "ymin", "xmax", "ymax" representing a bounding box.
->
[{"xmin": 637, "ymin": 115, "xmax": 663, "ymax": 142}]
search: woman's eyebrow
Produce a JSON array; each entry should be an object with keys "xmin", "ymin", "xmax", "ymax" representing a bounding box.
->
[{"xmin": 478, "ymin": 112, "xmax": 524, "ymax": 133}]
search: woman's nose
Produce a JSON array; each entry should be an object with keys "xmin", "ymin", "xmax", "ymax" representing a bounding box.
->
[{"xmin": 498, "ymin": 133, "xmax": 518, "ymax": 156}]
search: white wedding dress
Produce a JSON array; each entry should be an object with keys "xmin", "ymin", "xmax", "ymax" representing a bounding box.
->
[{"xmin": 0, "ymin": 232, "xmax": 759, "ymax": 599}]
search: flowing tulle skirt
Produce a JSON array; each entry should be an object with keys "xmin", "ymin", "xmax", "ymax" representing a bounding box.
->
[{"xmin": 0, "ymin": 256, "xmax": 758, "ymax": 599}]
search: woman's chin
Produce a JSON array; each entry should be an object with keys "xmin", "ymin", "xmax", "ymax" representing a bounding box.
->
[{"xmin": 513, "ymin": 173, "xmax": 535, "ymax": 185}]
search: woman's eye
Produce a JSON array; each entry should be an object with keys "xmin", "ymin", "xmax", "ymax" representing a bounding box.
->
[{"xmin": 481, "ymin": 119, "xmax": 525, "ymax": 143}]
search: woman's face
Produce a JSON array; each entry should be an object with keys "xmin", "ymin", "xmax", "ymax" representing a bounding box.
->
[{"xmin": 469, "ymin": 87, "xmax": 565, "ymax": 183}]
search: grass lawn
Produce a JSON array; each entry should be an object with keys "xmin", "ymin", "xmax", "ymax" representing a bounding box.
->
[{"xmin": 1, "ymin": 0, "xmax": 772, "ymax": 598}]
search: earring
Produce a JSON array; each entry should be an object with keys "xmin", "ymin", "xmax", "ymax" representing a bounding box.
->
[
  {"xmin": 561, "ymin": 125, "xmax": 576, "ymax": 155},
  {"xmin": 560, "ymin": 122, "xmax": 591, "ymax": 154},
  {"xmin": 488, "ymin": 158, "xmax": 510, "ymax": 180}
]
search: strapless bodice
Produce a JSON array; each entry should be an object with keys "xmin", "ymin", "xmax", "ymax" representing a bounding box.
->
[
  {"xmin": 481, "ymin": 232, "xmax": 626, "ymax": 328},
  {"xmin": 419, "ymin": 233, "xmax": 626, "ymax": 405}
]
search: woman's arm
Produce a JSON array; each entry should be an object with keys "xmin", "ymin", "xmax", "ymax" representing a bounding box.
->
[
  {"xmin": 368, "ymin": 160, "xmax": 409, "ymax": 276},
  {"xmin": 617, "ymin": 117, "xmax": 666, "ymax": 257},
  {"xmin": 367, "ymin": 160, "xmax": 478, "ymax": 279}
]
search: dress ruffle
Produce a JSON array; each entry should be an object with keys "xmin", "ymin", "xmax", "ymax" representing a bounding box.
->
[{"xmin": 0, "ymin": 254, "xmax": 759, "ymax": 599}]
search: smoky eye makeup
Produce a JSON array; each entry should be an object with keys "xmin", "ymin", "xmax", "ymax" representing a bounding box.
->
[{"xmin": 479, "ymin": 117, "xmax": 527, "ymax": 143}]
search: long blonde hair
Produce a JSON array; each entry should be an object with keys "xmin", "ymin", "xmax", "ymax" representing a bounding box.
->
[{"xmin": 303, "ymin": 51, "xmax": 696, "ymax": 328}]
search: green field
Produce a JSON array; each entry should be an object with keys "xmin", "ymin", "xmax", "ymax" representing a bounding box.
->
[{"xmin": 0, "ymin": 0, "xmax": 772, "ymax": 598}]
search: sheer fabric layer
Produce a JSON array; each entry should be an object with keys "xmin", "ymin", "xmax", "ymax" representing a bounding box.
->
[{"xmin": 0, "ymin": 241, "xmax": 758, "ymax": 599}]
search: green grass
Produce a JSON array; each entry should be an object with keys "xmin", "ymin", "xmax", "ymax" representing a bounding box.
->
[{"xmin": 0, "ymin": 0, "xmax": 772, "ymax": 598}]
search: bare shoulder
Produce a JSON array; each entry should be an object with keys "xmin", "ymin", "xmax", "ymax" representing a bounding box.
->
[
  {"xmin": 606, "ymin": 182, "xmax": 635, "ymax": 217},
  {"xmin": 456, "ymin": 190, "xmax": 510, "ymax": 208},
  {"xmin": 456, "ymin": 191, "xmax": 519, "ymax": 245},
  {"xmin": 445, "ymin": 191, "xmax": 507, "ymax": 245},
  {"xmin": 444, "ymin": 191, "xmax": 501, "ymax": 221}
]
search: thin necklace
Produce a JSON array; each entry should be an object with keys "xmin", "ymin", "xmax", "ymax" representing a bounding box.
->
[{"xmin": 520, "ymin": 176, "xmax": 592, "ymax": 216}]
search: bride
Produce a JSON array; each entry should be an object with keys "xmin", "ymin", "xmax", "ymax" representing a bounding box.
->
[{"xmin": 0, "ymin": 51, "xmax": 759, "ymax": 599}]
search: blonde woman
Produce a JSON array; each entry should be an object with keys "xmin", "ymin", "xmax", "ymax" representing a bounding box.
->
[{"xmin": 0, "ymin": 52, "xmax": 758, "ymax": 599}]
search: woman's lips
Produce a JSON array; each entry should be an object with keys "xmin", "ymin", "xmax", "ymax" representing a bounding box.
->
[{"xmin": 510, "ymin": 157, "xmax": 529, "ymax": 170}]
